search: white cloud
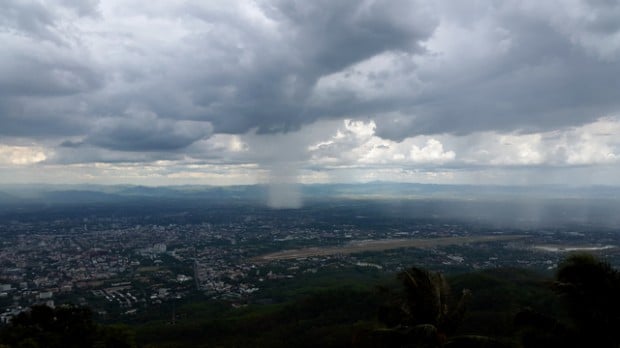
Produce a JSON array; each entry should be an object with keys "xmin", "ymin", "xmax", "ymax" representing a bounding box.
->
[
  {"xmin": 1, "ymin": 116, "xmax": 620, "ymax": 185},
  {"xmin": 308, "ymin": 119, "xmax": 456, "ymax": 167},
  {"xmin": 489, "ymin": 134, "xmax": 545, "ymax": 165},
  {"xmin": 557, "ymin": 117, "xmax": 620, "ymax": 165},
  {"xmin": 0, "ymin": 145, "xmax": 48, "ymax": 165},
  {"xmin": 459, "ymin": 117, "xmax": 620, "ymax": 166},
  {"xmin": 409, "ymin": 139, "xmax": 455, "ymax": 163},
  {"xmin": 307, "ymin": 116, "xmax": 620, "ymax": 171}
]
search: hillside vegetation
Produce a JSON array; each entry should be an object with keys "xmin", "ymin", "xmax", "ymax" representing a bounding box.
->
[{"xmin": 1, "ymin": 254, "xmax": 618, "ymax": 347}]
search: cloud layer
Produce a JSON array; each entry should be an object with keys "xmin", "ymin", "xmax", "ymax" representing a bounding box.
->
[{"xmin": 1, "ymin": 0, "xmax": 620, "ymax": 185}]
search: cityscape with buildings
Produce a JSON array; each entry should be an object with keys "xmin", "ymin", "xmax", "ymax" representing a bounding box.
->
[{"xmin": 1, "ymin": 195, "xmax": 619, "ymax": 324}]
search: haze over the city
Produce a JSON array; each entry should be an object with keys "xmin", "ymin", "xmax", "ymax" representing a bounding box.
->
[{"xmin": 1, "ymin": 0, "xmax": 620, "ymax": 188}]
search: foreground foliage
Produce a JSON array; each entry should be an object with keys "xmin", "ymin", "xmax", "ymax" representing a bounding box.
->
[
  {"xmin": 516, "ymin": 254, "xmax": 620, "ymax": 348},
  {"xmin": 0, "ymin": 305, "xmax": 135, "ymax": 348}
]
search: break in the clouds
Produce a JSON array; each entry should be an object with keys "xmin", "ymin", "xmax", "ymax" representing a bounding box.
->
[{"xmin": 1, "ymin": 0, "xmax": 620, "ymax": 186}]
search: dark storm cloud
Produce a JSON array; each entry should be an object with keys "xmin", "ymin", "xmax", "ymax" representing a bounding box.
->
[
  {"xmin": 0, "ymin": 53, "xmax": 103, "ymax": 97},
  {"xmin": 298, "ymin": 2, "xmax": 620, "ymax": 140},
  {"xmin": 137, "ymin": 0, "xmax": 620, "ymax": 139},
  {"xmin": 0, "ymin": 0, "xmax": 103, "ymax": 140},
  {"xmin": 85, "ymin": 109, "xmax": 213, "ymax": 152},
  {"xmin": 185, "ymin": 0, "xmax": 436, "ymax": 134},
  {"xmin": 375, "ymin": 59, "xmax": 620, "ymax": 139},
  {"xmin": 272, "ymin": 0, "xmax": 434, "ymax": 74},
  {"xmin": 0, "ymin": 96, "xmax": 91, "ymax": 137},
  {"xmin": 1, "ymin": 0, "xmax": 620, "ymax": 163}
]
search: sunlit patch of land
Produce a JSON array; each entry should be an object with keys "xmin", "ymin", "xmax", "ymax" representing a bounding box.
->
[
  {"xmin": 254, "ymin": 235, "xmax": 528, "ymax": 261},
  {"xmin": 533, "ymin": 244, "xmax": 616, "ymax": 253}
]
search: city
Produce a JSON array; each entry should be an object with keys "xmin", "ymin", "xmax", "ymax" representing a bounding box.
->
[{"xmin": 1, "ymin": 194, "xmax": 618, "ymax": 324}]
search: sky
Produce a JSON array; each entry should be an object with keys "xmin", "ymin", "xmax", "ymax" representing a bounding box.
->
[{"xmin": 1, "ymin": 0, "xmax": 620, "ymax": 187}]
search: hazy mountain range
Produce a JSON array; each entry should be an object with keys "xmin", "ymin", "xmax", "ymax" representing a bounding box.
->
[{"xmin": 1, "ymin": 182, "xmax": 619, "ymax": 205}]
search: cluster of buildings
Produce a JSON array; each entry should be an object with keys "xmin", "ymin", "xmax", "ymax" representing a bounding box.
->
[{"xmin": 1, "ymin": 212, "xmax": 619, "ymax": 323}]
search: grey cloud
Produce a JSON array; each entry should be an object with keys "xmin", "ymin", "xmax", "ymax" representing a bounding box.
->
[
  {"xmin": 184, "ymin": 0, "xmax": 436, "ymax": 134},
  {"xmin": 58, "ymin": 0, "xmax": 100, "ymax": 17},
  {"xmin": 273, "ymin": 0, "xmax": 436, "ymax": 74},
  {"xmin": 2, "ymin": 0, "xmax": 620, "ymax": 166},
  {"xmin": 0, "ymin": 96, "xmax": 90, "ymax": 137},
  {"xmin": 85, "ymin": 109, "xmax": 213, "ymax": 152},
  {"xmin": 0, "ymin": 1, "xmax": 104, "ymax": 138},
  {"xmin": 0, "ymin": 1, "xmax": 58, "ymax": 41},
  {"xmin": 0, "ymin": 52, "xmax": 103, "ymax": 97},
  {"xmin": 368, "ymin": 6, "xmax": 620, "ymax": 139},
  {"xmin": 48, "ymin": 145, "xmax": 183, "ymax": 165},
  {"xmin": 557, "ymin": 0, "xmax": 620, "ymax": 35},
  {"xmin": 0, "ymin": 0, "xmax": 100, "ymax": 42},
  {"xmin": 59, "ymin": 140, "xmax": 83, "ymax": 148}
]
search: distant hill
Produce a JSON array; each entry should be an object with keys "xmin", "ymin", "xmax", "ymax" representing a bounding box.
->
[
  {"xmin": 0, "ymin": 191, "xmax": 20, "ymax": 204},
  {"xmin": 2, "ymin": 182, "xmax": 620, "ymax": 202},
  {"xmin": 301, "ymin": 182, "xmax": 620, "ymax": 200},
  {"xmin": 38, "ymin": 190, "xmax": 124, "ymax": 204},
  {"xmin": 1, "ymin": 183, "xmax": 620, "ymax": 227}
]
